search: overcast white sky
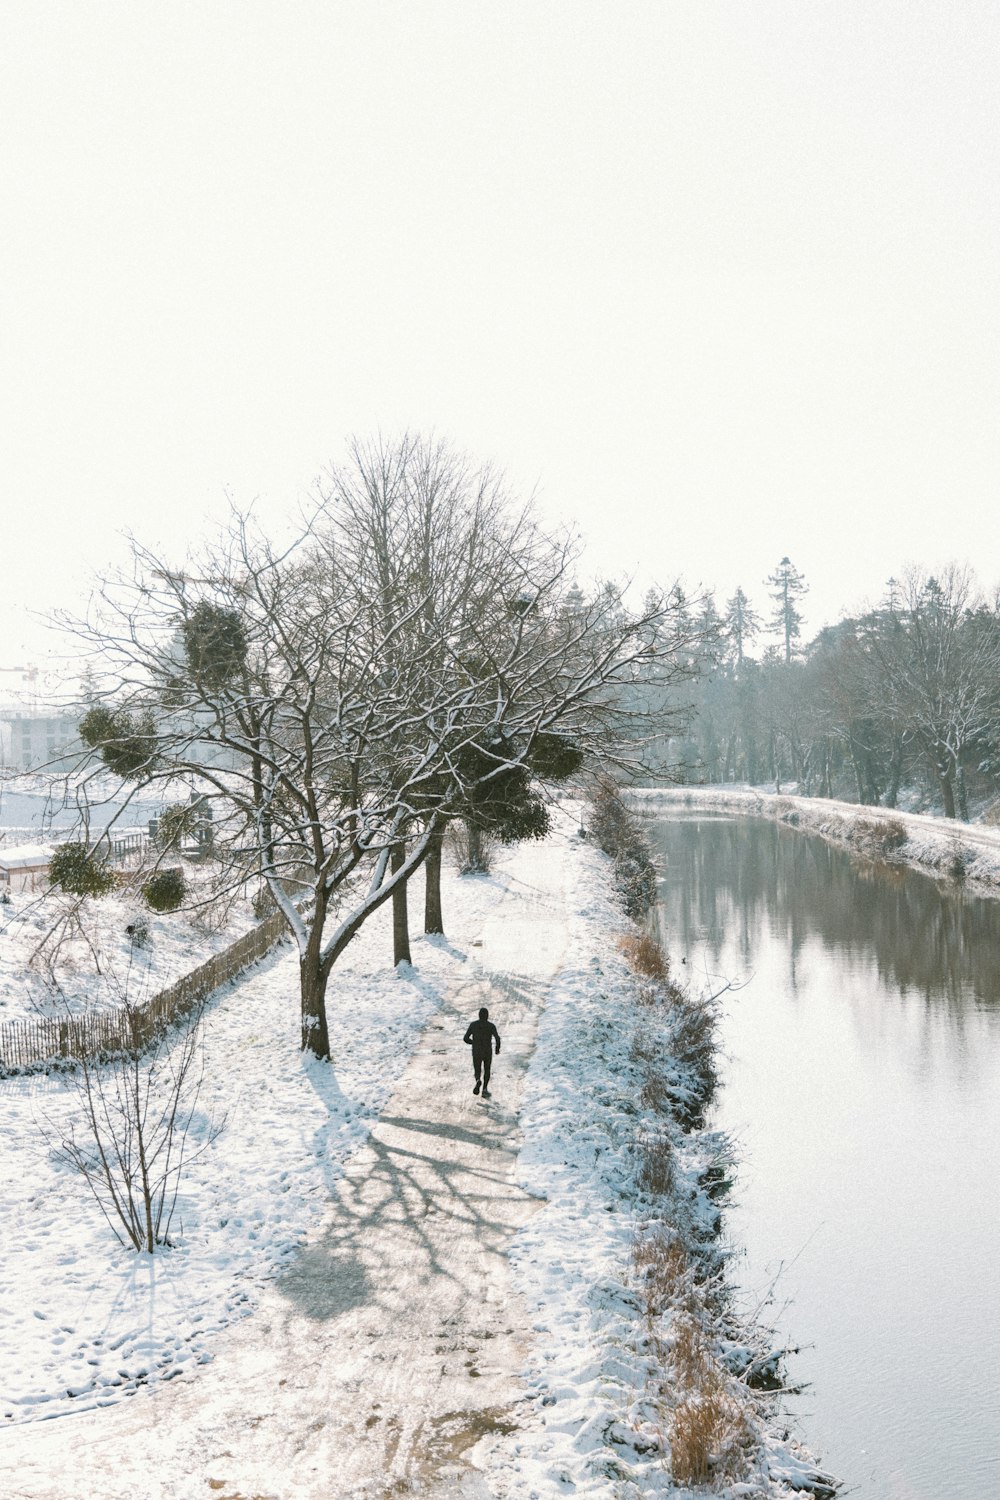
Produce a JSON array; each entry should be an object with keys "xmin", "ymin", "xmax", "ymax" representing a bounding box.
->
[{"xmin": 2, "ymin": 0, "xmax": 998, "ymax": 677}]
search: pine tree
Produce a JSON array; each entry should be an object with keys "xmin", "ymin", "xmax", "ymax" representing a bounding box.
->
[
  {"xmin": 723, "ymin": 586, "xmax": 762, "ymax": 669},
  {"xmin": 766, "ymin": 556, "xmax": 808, "ymax": 664}
]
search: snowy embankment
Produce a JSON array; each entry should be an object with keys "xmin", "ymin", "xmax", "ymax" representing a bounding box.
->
[
  {"xmin": 2, "ymin": 808, "xmax": 832, "ymax": 1497},
  {"xmin": 0, "ymin": 876, "xmax": 259, "ymax": 1023},
  {"xmin": 488, "ymin": 817, "xmax": 832, "ymax": 1498},
  {"xmin": 634, "ymin": 785, "xmax": 1000, "ymax": 893}
]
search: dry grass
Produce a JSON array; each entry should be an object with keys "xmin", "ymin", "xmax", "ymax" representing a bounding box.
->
[
  {"xmin": 669, "ymin": 995, "xmax": 719, "ymax": 1111},
  {"xmin": 670, "ymin": 1381, "xmax": 753, "ymax": 1487},
  {"xmin": 617, "ymin": 931, "xmax": 669, "ymax": 982},
  {"xmin": 632, "ymin": 1228, "xmax": 692, "ymax": 1321},
  {"xmin": 670, "ymin": 1312, "xmax": 716, "ymax": 1390},
  {"xmin": 669, "ymin": 1316, "xmax": 753, "ymax": 1485},
  {"xmin": 636, "ymin": 1132, "xmax": 674, "ymax": 1197},
  {"xmin": 851, "ymin": 814, "xmax": 907, "ymax": 857},
  {"xmin": 629, "ymin": 1031, "xmax": 658, "ymax": 1065},
  {"xmin": 639, "ymin": 1068, "xmax": 672, "ymax": 1115}
]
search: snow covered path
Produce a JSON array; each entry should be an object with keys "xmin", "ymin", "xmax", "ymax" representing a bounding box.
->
[{"xmin": 3, "ymin": 840, "xmax": 571, "ymax": 1500}]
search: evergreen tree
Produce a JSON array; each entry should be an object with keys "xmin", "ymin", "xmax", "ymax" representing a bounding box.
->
[
  {"xmin": 723, "ymin": 586, "xmax": 761, "ymax": 669},
  {"xmin": 766, "ymin": 556, "xmax": 808, "ymax": 664}
]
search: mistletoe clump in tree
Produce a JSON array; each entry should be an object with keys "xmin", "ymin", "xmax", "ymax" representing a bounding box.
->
[{"xmin": 49, "ymin": 843, "xmax": 116, "ymax": 898}]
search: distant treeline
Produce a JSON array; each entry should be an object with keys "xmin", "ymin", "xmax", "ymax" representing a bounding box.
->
[{"xmin": 672, "ymin": 559, "xmax": 1000, "ymax": 821}]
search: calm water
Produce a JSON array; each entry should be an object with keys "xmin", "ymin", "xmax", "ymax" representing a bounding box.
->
[{"xmin": 648, "ymin": 812, "xmax": 1000, "ymax": 1500}]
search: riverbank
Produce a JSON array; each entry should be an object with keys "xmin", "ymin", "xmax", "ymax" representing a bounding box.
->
[
  {"xmin": 1, "ymin": 806, "xmax": 833, "ymax": 1498},
  {"xmin": 634, "ymin": 785, "xmax": 1000, "ymax": 895}
]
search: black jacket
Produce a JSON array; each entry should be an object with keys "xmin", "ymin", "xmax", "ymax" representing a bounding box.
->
[{"xmin": 464, "ymin": 1018, "xmax": 501, "ymax": 1056}]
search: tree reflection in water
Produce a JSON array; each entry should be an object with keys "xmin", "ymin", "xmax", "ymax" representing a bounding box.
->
[{"xmin": 647, "ymin": 814, "xmax": 1000, "ymax": 1013}]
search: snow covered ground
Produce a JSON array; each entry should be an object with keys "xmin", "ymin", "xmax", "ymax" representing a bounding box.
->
[
  {"xmin": 1, "ymin": 807, "xmax": 831, "ymax": 1498},
  {"xmin": 634, "ymin": 784, "xmax": 1000, "ymax": 895},
  {"xmin": 0, "ymin": 872, "xmax": 258, "ymax": 1023}
]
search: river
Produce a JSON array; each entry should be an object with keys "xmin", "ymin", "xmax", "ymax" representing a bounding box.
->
[{"xmin": 647, "ymin": 810, "xmax": 1000, "ymax": 1500}]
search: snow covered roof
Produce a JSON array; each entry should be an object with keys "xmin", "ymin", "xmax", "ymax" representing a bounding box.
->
[{"xmin": 0, "ymin": 843, "xmax": 55, "ymax": 869}]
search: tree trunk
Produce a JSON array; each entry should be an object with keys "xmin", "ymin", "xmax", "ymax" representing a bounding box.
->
[
  {"xmin": 466, "ymin": 820, "xmax": 483, "ymax": 870},
  {"xmin": 937, "ymin": 765, "xmax": 957, "ymax": 820},
  {"xmin": 885, "ymin": 738, "xmax": 903, "ymax": 808},
  {"xmin": 300, "ymin": 949, "xmax": 332, "ymax": 1059},
  {"xmin": 849, "ymin": 742, "xmax": 866, "ymax": 803},
  {"xmin": 391, "ymin": 842, "xmax": 411, "ymax": 965},
  {"xmin": 956, "ymin": 761, "xmax": 970, "ymax": 822},
  {"xmin": 723, "ymin": 731, "xmax": 737, "ymax": 783},
  {"xmin": 424, "ymin": 826, "xmax": 445, "ymax": 935}
]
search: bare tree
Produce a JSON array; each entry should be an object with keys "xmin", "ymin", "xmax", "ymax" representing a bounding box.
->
[
  {"xmin": 858, "ymin": 566, "xmax": 1000, "ymax": 819},
  {"xmin": 65, "ymin": 437, "xmax": 704, "ymax": 1059},
  {"xmin": 51, "ymin": 993, "xmax": 216, "ymax": 1253}
]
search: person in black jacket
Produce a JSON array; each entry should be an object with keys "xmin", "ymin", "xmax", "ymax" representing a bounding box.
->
[{"xmin": 463, "ymin": 1006, "xmax": 501, "ymax": 1097}]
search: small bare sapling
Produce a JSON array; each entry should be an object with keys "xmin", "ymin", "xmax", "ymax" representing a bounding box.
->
[{"xmin": 53, "ymin": 991, "xmax": 219, "ymax": 1253}]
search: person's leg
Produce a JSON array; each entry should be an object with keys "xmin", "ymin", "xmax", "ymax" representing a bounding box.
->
[
  {"xmin": 473, "ymin": 1054, "xmax": 482, "ymax": 1093},
  {"xmin": 482, "ymin": 1053, "xmax": 492, "ymax": 1094}
]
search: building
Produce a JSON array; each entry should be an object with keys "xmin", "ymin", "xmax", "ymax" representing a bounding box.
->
[
  {"xmin": 0, "ymin": 843, "xmax": 55, "ymax": 892},
  {"xmin": 0, "ymin": 707, "xmax": 81, "ymax": 772}
]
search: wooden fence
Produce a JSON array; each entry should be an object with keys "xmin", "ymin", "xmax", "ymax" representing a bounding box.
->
[{"xmin": 0, "ymin": 908, "xmax": 289, "ymax": 1075}]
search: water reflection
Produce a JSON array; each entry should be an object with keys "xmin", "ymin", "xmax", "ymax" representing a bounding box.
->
[
  {"xmin": 646, "ymin": 813, "xmax": 1000, "ymax": 1500},
  {"xmin": 649, "ymin": 816, "xmax": 1000, "ymax": 1011}
]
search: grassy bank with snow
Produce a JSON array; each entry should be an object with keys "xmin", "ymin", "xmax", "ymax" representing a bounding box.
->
[
  {"xmin": 634, "ymin": 785, "xmax": 1000, "ymax": 896},
  {"xmin": 487, "ymin": 798, "xmax": 836, "ymax": 1498}
]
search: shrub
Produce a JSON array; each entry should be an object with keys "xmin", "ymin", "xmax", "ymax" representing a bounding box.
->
[
  {"xmin": 636, "ymin": 1132, "xmax": 675, "ymax": 1197},
  {"xmin": 125, "ymin": 916, "xmax": 151, "ymax": 949},
  {"xmin": 587, "ymin": 778, "xmax": 659, "ymax": 918},
  {"xmin": 447, "ymin": 821, "xmax": 497, "ymax": 874},
  {"xmin": 52, "ymin": 996, "xmax": 218, "ymax": 1253},
  {"xmin": 588, "ymin": 775, "xmax": 637, "ymax": 857},
  {"xmin": 615, "ymin": 850, "xmax": 659, "ymax": 918},
  {"xmin": 670, "ymin": 992, "xmax": 718, "ymax": 1105},
  {"xmin": 618, "ymin": 931, "xmax": 669, "ymax": 982},
  {"xmin": 852, "ymin": 815, "xmax": 907, "ymax": 857},
  {"xmin": 142, "ymin": 868, "xmax": 186, "ymax": 912},
  {"xmin": 632, "ymin": 1228, "xmax": 692, "ymax": 1320},
  {"xmin": 49, "ymin": 844, "xmax": 115, "ymax": 898}
]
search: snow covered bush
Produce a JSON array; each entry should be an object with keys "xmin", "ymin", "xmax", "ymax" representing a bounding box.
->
[
  {"xmin": 587, "ymin": 776, "xmax": 659, "ymax": 918},
  {"xmin": 447, "ymin": 820, "xmax": 497, "ymax": 874},
  {"xmin": 849, "ymin": 814, "xmax": 907, "ymax": 858},
  {"xmin": 125, "ymin": 915, "xmax": 150, "ymax": 950}
]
